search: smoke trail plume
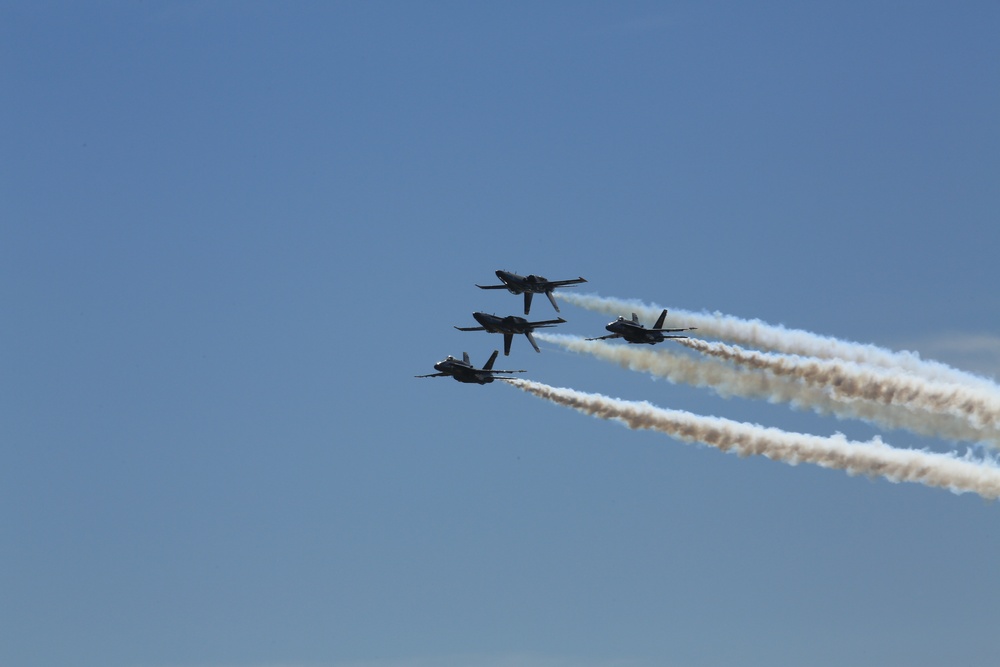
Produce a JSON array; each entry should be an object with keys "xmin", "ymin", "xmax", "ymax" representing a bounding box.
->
[
  {"xmin": 560, "ymin": 292, "xmax": 999, "ymax": 390},
  {"xmin": 535, "ymin": 333, "xmax": 1000, "ymax": 446},
  {"xmin": 677, "ymin": 338, "xmax": 1000, "ymax": 429},
  {"xmin": 505, "ymin": 378, "xmax": 1000, "ymax": 499}
]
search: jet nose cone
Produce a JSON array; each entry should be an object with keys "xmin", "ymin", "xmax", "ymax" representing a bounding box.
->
[{"xmin": 473, "ymin": 311, "xmax": 489, "ymax": 325}]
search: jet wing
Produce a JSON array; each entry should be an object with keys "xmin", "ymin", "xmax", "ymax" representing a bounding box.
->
[
  {"xmin": 542, "ymin": 277, "xmax": 587, "ymax": 288},
  {"xmin": 476, "ymin": 283, "xmax": 509, "ymax": 289},
  {"xmin": 415, "ymin": 372, "xmax": 448, "ymax": 378},
  {"xmin": 585, "ymin": 333, "xmax": 621, "ymax": 341},
  {"xmin": 454, "ymin": 326, "xmax": 487, "ymax": 331},
  {"xmin": 527, "ymin": 318, "xmax": 566, "ymax": 328},
  {"xmin": 651, "ymin": 327, "xmax": 697, "ymax": 333}
]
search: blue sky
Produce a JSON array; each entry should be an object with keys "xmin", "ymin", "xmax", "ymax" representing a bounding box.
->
[{"xmin": 3, "ymin": 2, "xmax": 1000, "ymax": 666}]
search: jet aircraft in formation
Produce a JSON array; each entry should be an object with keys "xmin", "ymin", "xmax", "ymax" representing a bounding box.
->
[
  {"xmin": 586, "ymin": 309, "xmax": 695, "ymax": 345},
  {"xmin": 420, "ymin": 269, "xmax": 697, "ymax": 383},
  {"xmin": 454, "ymin": 312, "xmax": 566, "ymax": 355},
  {"xmin": 476, "ymin": 270, "xmax": 587, "ymax": 315},
  {"xmin": 415, "ymin": 350, "xmax": 525, "ymax": 384}
]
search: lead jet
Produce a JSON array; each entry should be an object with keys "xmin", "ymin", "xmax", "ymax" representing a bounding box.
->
[
  {"xmin": 586, "ymin": 309, "xmax": 695, "ymax": 345},
  {"xmin": 455, "ymin": 312, "xmax": 566, "ymax": 355},
  {"xmin": 476, "ymin": 270, "xmax": 587, "ymax": 314},
  {"xmin": 415, "ymin": 350, "xmax": 525, "ymax": 384}
]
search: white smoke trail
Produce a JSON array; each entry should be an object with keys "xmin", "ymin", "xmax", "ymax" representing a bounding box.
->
[
  {"xmin": 505, "ymin": 378, "xmax": 1000, "ymax": 500},
  {"xmin": 560, "ymin": 292, "xmax": 999, "ymax": 390},
  {"xmin": 677, "ymin": 338, "xmax": 1000, "ymax": 429},
  {"xmin": 536, "ymin": 333, "xmax": 1000, "ymax": 446}
]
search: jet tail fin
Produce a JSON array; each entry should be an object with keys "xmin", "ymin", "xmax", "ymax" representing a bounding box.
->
[
  {"xmin": 631, "ymin": 313, "xmax": 640, "ymax": 323},
  {"xmin": 462, "ymin": 352, "xmax": 471, "ymax": 365},
  {"xmin": 545, "ymin": 290, "xmax": 560, "ymax": 312},
  {"xmin": 525, "ymin": 331, "xmax": 540, "ymax": 353},
  {"xmin": 483, "ymin": 350, "xmax": 499, "ymax": 370},
  {"xmin": 654, "ymin": 309, "xmax": 668, "ymax": 330},
  {"xmin": 524, "ymin": 292, "xmax": 534, "ymax": 315}
]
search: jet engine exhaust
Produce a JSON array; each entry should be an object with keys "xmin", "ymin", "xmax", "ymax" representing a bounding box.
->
[
  {"xmin": 534, "ymin": 333, "xmax": 1000, "ymax": 446},
  {"xmin": 504, "ymin": 379, "xmax": 1000, "ymax": 500}
]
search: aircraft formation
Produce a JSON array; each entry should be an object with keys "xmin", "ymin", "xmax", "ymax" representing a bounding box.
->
[
  {"xmin": 419, "ymin": 272, "xmax": 1000, "ymax": 501},
  {"xmin": 417, "ymin": 269, "xmax": 695, "ymax": 383}
]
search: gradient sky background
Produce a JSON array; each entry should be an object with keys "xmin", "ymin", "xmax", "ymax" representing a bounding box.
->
[{"xmin": 4, "ymin": 3, "xmax": 1000, "ymax": 667}]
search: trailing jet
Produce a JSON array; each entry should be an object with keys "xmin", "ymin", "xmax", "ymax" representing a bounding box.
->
[
  {"xmin": 476, "ymin": 270, "xmax": 587, "ymax": 314},
  {"xmin": 415, "ymin": 350, "xmax": 525, "ymax": 384},
  {"xmin": 455, "ymin": 312, "xmax": 566, "ymax": 355},
  {"xmin": 586, "ymin": 309, "xmax": 695, "ymax": 345}
]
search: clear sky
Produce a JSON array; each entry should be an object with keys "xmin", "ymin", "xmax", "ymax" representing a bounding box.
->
[{"xmin": 4, "ymin": 2, "xmax": 1000, "ymax": 667}]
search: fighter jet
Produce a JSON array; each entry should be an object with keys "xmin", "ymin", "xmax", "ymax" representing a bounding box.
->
[
  {"xmin": 476, "ymin": 270, "xmax": 587, "ymax": 314},
  {"xmin": 586, "ymin": 309, "xmax": 695, "ymax": 345},
  {"xmin": 455, "ymin": 312, "xmax": 566, "ymax": 355},
  {"xmin": 415, "ymin": 350, "xmax": 525, "ymax": 384}
]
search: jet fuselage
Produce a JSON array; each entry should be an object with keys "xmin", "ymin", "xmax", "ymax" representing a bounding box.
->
[
  {"xmin": 477, "ymin": 270, "xmax": 587, "ymax": 314},
  {"xmin": 472, "ymin": 312, "xmax": 534, "ymax": 334},
  {"xmin": 605, "ymin": 318, "xmax": 672, "ymax": 344},
  {"xmin": 494, "ymin": 270, "xmax": 549, "ymax": 295}
]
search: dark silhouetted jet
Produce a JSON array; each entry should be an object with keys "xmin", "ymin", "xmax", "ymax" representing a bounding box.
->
[
  {"xmin": 586, "ymin": 310, "xmax": 695, "ymax": 345},
  {"xmin": 455, "ymin": 312, "xmax": 566, "ymax": 355},
  {"xmin": 415, "ymin": 351, "xmax": 525, "ymax": 384},
  {"xmin": 476, "ymin": 270, "xmax": 587, "ymax": 314}
]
